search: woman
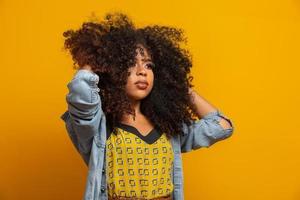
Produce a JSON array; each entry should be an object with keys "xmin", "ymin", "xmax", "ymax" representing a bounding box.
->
[{"xmin": 60, "ymin": 12, "xmax": 234, "ymax": 200}]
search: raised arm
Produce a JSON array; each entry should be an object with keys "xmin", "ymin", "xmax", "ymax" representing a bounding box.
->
[
  {"xmin": 180, "ymin": 88, "xmax": 234, "ymax": 152},
  {"xmin": 60, "ymin": 68, "xmax": 103, "ymax": 165},
  {"xmin": 180, "ymin": 110, "xmax": 234, "ymax": 152}
]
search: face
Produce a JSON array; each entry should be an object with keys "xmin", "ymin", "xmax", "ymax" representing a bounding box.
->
[{"xmin": 125, "ymin": 45, "xmax": 155, "ymax": 102}]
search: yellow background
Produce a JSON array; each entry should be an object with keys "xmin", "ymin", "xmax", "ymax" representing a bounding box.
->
[{"xmin": 1, "ymin": 0, "xmax": 300, "ymax": 199}]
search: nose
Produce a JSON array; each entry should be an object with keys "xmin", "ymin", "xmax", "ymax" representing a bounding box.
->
[{"xmin": 136, "ymin": 64, "xmax": 147, "ymax": 76}]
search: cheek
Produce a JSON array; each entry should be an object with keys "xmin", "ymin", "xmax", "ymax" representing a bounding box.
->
[
  {"xmin": 149, "ymin": 74, "xmax": 154, "ymax": 86},
  {"xmin": 125, "ymin": 78, "xmax": 135, "ymax": 92}
]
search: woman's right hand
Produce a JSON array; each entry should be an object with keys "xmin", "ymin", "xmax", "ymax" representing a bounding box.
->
[
  {"xmin": 80, "ymin": 64, "xmax": 108, "ymax": 73},
  {"xmin": 80, "ymin": 65, "xmax": 93, "ymax": 72}
]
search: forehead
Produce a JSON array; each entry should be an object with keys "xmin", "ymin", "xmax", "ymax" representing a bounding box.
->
[{"xmin": 135, "ymin": 45, "xmax": 151, "ymax": 60}]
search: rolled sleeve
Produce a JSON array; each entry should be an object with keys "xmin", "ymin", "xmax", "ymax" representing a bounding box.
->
[
  {"xmin": 180, "ymin": 109, "xmax": 234, "ymax": 153},
  {"xmin": 61, "ymin": 69, "xmax": 103, "ymax": 157}
]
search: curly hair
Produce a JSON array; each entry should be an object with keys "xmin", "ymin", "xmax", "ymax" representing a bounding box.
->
[{"xmin": 62, "ymin": 12, "xmax": 199, "ymax": 139}]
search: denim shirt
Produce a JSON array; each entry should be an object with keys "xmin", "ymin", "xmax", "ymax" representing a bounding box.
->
[{"xmin": 60, "ymin": 69, "xmax": 234, "ymax": 200}]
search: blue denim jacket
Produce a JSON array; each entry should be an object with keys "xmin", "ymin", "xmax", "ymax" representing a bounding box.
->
[{"xmin": 60, "ymin": 69, "xmax": 234, "ymax": 200}]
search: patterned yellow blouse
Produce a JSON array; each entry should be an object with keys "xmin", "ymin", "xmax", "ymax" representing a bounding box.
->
[{"xmin": 105, "ymin": 122, "xmax": 174, "ymax": 199}]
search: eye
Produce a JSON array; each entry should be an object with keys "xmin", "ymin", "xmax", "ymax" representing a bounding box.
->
[{"xmin": 146, "ymin": 63, "xmax": 155, "ymax": 69}]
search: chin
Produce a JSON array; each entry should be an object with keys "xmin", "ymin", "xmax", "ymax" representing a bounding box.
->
[
  {"xmin": 127, "ymin": 89, "xmax": 151, "ymax": 101},
  {"xmin": 129, "ymin": 93, "xmax": 149, "ymax": 101},
  {"xmin": 133, "ymin": 95, "xmax": 148, "ymax": 101}
]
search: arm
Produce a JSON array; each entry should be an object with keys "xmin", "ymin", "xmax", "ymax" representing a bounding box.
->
[
  {"xmin": 180, "ymin": 110, "xmax": 234, "ymax": 152},
  {"xmin": 188, "ymin": 88, "xmax": 233, "ymax": 129},
  {"xmin": 60, "ymin": 69, "xmax": 103, "ymax": 164},
  {"xmin": 180, "ymin": 88, "xmax": 234, "ymax": 153}
]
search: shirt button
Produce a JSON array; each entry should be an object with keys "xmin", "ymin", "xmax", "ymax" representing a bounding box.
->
[{"xmin": 101, "ymin": 186, "xmax": 106, "ymax": 192}]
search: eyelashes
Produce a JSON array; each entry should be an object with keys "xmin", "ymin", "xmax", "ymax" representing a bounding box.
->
[
  {"xmin": 146, "ymin": 63, "xmax": 155, "ymax": 69},
  {"xmin": 127, "ymin": 63, "xmax": 155, "ymax": 76}
]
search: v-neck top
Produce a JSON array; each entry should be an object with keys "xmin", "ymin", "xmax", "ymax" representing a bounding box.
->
[
  {"xmin": 105, "ymin": 123, "xmax": 174, "ymax": 199},
  {"xmin": 107, "ymin": 122, "xmax": 162, "ymax": 144}
]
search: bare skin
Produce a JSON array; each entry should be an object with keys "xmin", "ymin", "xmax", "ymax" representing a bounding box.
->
[
  {"xmin": 188, "ymin": 88, "xmax": 233, "ymax": 130},
  {"xmin": 80, "ymin": 65, "xmax": 92, "ymax": 71}
]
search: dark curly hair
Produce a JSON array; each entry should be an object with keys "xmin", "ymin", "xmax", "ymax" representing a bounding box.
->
[{"xmin": 62, "ymin": 11, "xmax": 199, "ymax": 139}]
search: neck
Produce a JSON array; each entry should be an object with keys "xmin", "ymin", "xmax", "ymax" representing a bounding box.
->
[{"xmin": 121, "ymin": 99, "xmax": 143, "ymax": 122}]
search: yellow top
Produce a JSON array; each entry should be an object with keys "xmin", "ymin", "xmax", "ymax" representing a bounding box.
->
[{"xmin": 105, "ymin": 122, "xmax": 174, "ymax": 199}]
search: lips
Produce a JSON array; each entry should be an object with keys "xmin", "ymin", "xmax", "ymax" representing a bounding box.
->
[
  {"xmin": 135, "ymin": 80, "xmax": 148, "ymax": 89},
  {"xmin": 135, "ymin": 80, "xmax": 148, "ymax": 85}
]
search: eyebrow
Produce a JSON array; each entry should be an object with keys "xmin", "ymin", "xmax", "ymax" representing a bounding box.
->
[{"xmin": 141, "ymin": 58, "xmax": 153, "ymax": 62}]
